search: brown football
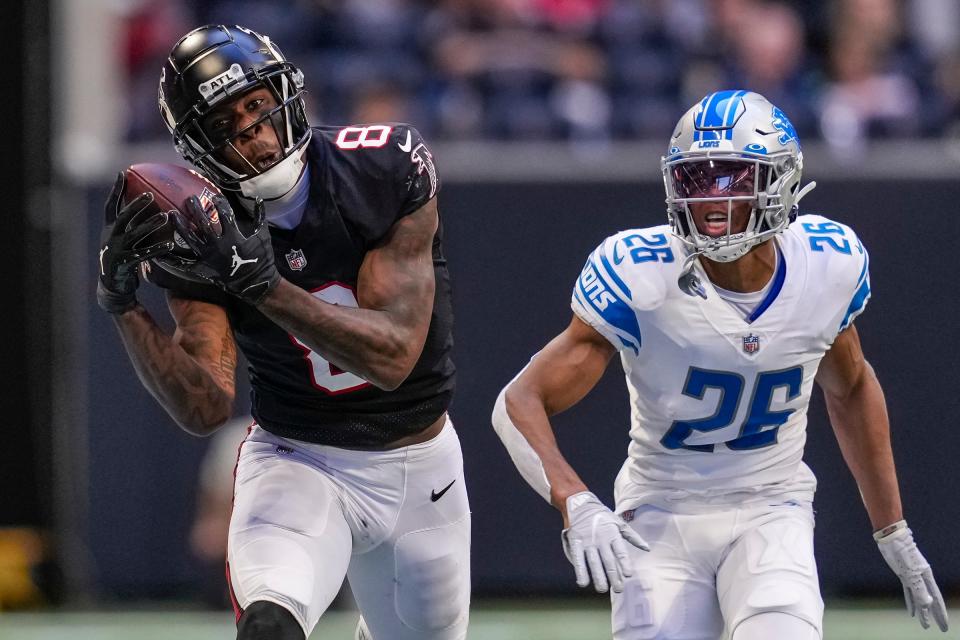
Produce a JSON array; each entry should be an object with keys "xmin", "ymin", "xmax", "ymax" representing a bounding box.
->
[{"xmin": 122, "ymin": 162, "xmax": 223, "ymax": 259}]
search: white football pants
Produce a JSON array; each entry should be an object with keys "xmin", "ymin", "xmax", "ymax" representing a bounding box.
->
[
  {"xmin": 611, "ymin": 502, "xmax": 822, "ymax": 639},
  {"xmin": 227, "ymin": 418, "xmax": 471, "ymax": 639}
]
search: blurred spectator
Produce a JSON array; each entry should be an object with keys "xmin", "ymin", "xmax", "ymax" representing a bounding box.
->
[
  {"xmin": 909, "ymin": 0, "xmax": 960, "ymax": 59},
  {"xmin": 721, "ymin": 2, "xmax": 819, "ymax": 138},
  {"xmin": 350, "ymin": 82, "xmax": 417, "ymax": 125},
  {"xmin": 304, "ymin": 0, "xmax": 429, "ymax": 125},
  {"xmin": 426, "ymin": 0, "xmax": 610, "ymax": 140},
  {"xmin": 818, "ymin": 0, "xmax": 936, "ymax": 155},
  {"xmin": 121, "ymin": 0, "xmax": 194, "ymax": 141},
  {"xmin": 909, "ymin": 0, "xmax": 960, "ymax": 141},
  {"xmin": 600, "ymin": 1, "xmax": 688, "ymax": 139},
  {"xmin": 119, "ymin": 0, "xmax": 956, "ymax": 146}
]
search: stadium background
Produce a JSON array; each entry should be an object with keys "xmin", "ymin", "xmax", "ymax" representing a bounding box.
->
[{"xmin": 3, "ymin": 0, "xmax": 960, "ymax": 637}]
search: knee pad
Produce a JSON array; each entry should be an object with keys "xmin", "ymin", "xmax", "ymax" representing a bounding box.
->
[
  {"xmin": 393, "ymin": 518, "xmax": 470, "ymax": 632},
  {"xmin": 732, "ymin": 583, "xmax": 822, "ymax": 633},
  {"xmin": 237, "ymin": 600, "xmax": 305, "ymax": 640},
  {"xmin": 732, "ymin": 611, "xmax": 820, "ymax": 640},
  {"xmin": 723, "ymin": 513, "xmax": 822, "ymax": 633}
]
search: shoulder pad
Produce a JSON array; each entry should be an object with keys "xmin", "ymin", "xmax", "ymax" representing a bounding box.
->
[
  {"xmin": 321, "ymin": 123, "xmax": 438, "ymax": 201},
  {"xmin": 788, "ymin": 214, "xmax": 870, "ymax": 333},
  {"xmin": 603, "ymin": 227, "xmax": 680, "ymax": 310},
  {"xmin": 570, "ymin": 226, "xmax": 677, "ymax": 353},
  {"xmin": 317, "ymin": 123, "xmax": 440, "ymax": 244}
]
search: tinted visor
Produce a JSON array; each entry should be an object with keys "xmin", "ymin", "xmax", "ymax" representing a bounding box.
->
[{"xmin": 672, "ymin": 160, "xmax": 762, "ymax": 198}]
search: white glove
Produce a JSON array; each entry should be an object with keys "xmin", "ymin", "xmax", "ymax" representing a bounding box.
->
[
  {"xmin": 561, "ymin": 491, "xmax": 649, "ymax": 593},
  {"xmin": 875, "ymin": 520, "xmax": 948, "ymax": 632}
]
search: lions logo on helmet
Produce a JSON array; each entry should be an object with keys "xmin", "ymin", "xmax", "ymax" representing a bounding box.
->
[
  {"xmin": 772, "ymin": 106, "xmax": 800, "ymax": 146},
  {"xmin": 661, "ymin": 91, "xmax": 816, "ymax": 268}
]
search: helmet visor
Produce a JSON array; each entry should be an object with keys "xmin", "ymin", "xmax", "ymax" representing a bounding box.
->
[{"xmin": 671, "ymin": 160, "xmax": 760, "ymax": 199}]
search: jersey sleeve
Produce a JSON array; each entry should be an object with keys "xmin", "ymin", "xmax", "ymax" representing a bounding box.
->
[
  {"xmin": 326, "ymin": 124, "xmax": 440, "ymax": 246},
  {"xmin": 394, "ymin": 125, "xmax": 440, "ymax": 217},
  {"xmin": 837, "ymin": 231, "xmax": 870, "ymax": 334},
  {"xmin": 795, "ymin": 215, "xmax": 871, "ymax": 337},
  {"xmin": 570, "ymin": 235, "xmax": 643, "ymax": 354},
  {"xmin": 141, "ymin": 260, "xmax": 230, "ymax": 306}
]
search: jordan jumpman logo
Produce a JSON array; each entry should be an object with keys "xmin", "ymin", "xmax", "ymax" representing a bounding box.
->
[{"xmin": 230, "ymin": 245, "xmax": 259, "ymax": 276}]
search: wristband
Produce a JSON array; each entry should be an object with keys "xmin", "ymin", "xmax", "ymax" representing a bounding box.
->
[
  {"xmin": 873, "ymin": 519, "xmax": 908, "ymax": 542},
  {"xmin": 97, "ymin": 280, "xmax": 138, "ymax": 315}
]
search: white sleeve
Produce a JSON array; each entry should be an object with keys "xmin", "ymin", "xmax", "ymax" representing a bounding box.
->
[
  {"xmin": 491, "ymin": 367, "xmax": 552, "ymax": 503},
  {"xmin": 837, "ymin": 232, "xmax": 870, "ymax": 334},
  {"xmin": 570, "ymin": 237, "xmax": 642, "ymax": 354}
]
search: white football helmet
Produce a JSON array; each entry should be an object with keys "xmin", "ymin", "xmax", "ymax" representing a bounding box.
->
[{"xmin": 661, "ymin": 90, "xmax": 815, "ymax": 264}]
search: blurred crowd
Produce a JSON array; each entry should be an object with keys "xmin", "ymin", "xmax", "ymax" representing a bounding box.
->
[{"xmin": 121, "ymin": 0, "xmax": 960, "ymax": 149}]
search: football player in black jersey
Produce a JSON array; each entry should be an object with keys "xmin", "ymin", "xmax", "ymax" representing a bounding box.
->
[{"xmin": 96, "ymin": 25, "xmax": 469, "ymax": 640}]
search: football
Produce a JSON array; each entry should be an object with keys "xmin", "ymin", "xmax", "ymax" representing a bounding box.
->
[
  {"xmin": 122, "ymin": 162, "xmax": 222, "ymax": 260},
  {"xmin": 122, "ymin": 162, "xmax": 228, "ymax": 282}
]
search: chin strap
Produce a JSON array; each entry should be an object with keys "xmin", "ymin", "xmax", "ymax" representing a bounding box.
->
[{"xmin": 677, "ymin": 250, "xmax": 708, "ymax": 299}]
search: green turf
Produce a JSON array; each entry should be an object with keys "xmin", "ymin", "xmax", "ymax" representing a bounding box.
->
[{"xmin": 0, "ymin": 602, "xmax": 953, "ymax": 639}]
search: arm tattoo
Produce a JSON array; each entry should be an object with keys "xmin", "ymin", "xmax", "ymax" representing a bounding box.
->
[
  {"xmin": 114, "ymin": 300, "xmax": 236, "ymax": 434},
  {"xmin": 217, "ymin": 331, "xmax": 237, "ymax": 383},
  {"xmin": 255, "ymin": 200, "xmax": 438, "ymax": 389}
]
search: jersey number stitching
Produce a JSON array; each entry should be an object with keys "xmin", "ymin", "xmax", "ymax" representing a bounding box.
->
[
  {"xmin": 335, "ymin": 125, "xmax": 393, "ymax": 150},
  {"xmin": 615, "ymin": 232, "xmax": 675, "ymax": 264},
  {"xmin": 801, "ymin": 221, "xmax": 851, "ymax": 255},
  {"xmin": 289, "ymin": 283, "xmax": 372, "ymax": 395},
  {"xmin": 660, "ymin": 366, "xmax": 803, "ymax": 452}
]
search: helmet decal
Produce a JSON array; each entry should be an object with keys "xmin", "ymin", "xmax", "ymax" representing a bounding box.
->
[
  {"xmin": 771, "ymin": 106, "xmax": 800, "ymax": 147},
  {"xmin": 692, "ymin": 90, "xmax": 748, "ymax": 142},
  {"xmin": 197, "ymin": 63, "xmax": 245, "ymax": 105}
]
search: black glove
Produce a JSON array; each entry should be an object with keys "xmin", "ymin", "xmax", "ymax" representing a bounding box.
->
[
  {"xmin": 97, "ymin": 172, "xmax": 174, "ymax": 314},
  {"xmin": 172, "ymin": 194, "xmax": 280, "ymax": 305}
]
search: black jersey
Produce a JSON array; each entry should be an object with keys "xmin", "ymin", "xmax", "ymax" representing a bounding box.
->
[{"xmin": 144, "ymin": 124, "xmax": 455, "ymax": 447}]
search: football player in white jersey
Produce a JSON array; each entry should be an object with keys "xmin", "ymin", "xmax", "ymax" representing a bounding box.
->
[{"xmin": 492, "ymin": 90, "xmax": 947, "ymax": 639}]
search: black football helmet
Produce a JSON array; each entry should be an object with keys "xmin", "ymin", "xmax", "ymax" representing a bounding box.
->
[{"xmin": 158, "ymin": 25, "xmax": 311, "ymax": 198}]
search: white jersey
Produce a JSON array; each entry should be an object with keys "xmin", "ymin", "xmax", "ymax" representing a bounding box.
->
[{"xmin": 570, "ymin": 215, "xmax": 870, "ymax": 513}]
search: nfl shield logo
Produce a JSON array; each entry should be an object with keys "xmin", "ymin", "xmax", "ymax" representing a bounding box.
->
[
  {"xmin": 743, "ymin": 334, "xmax": 760, "ymax": 354},
  {"xmin": 198, "ymin": 188, "xmax": 219, "ymax": 222},
  {"xmin": 285, "ymin": 248, "xmax": 307, "ymax": 271}
]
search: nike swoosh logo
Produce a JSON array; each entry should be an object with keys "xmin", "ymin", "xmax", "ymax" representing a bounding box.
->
[
  {"xmin": 430, "ymin": 479, "xmax": 456, "ymax": 502},
  {"xmin": 99, "ymin": 245, "xmax": 109, "ymax": 276},
  {"xmin": 398, "ymin": 130, "xmax": 412, "ymax": 152},
  {"xmin": 612, "ymin": 242, "xmax": 624, "ymax": 265}
]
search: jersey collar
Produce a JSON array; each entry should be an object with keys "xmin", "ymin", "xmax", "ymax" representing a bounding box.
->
[{"xmin": 746, "ymin": 242, "xmax": 786, "ymax": 323}]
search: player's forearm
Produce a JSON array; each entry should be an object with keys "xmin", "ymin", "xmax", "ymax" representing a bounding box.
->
[
  {"xmin": 113, "ymin": 305, "xmax": 235, "ymax": 435},
  {"xmin": 825, "ymin": 367, "xmax": 903, "ymax": 530},
  {"xmin": 256, "ymin": 278, "xmax": 429, "ymax": 391},
  {"xmin": 503, "ymin": 384, "xmax": 589, "ymax": 521}
]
